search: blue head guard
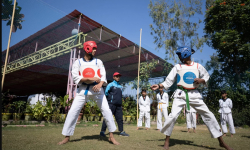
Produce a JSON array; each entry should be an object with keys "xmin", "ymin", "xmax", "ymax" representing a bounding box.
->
[{"xmin": 176, "ymin": 46, "xmax": 195, "ymax": 59}]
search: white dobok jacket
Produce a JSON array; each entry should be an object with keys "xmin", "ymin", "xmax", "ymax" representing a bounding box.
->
[
  {"xmin": 218, "ymin": 98, "xmax": 233, "ymax": 114},
  {"xmin": 157, "ymin": 92, "xmax": 169, "ymax": 107},
  {"xmin": 139, "ymin": 96, "xmax": 151, "ymax": 112}
]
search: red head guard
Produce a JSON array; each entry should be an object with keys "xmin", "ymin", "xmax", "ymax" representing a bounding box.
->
[{"xmin": 83, "ymin": 41, "xmax": 97, "ymax": 54}]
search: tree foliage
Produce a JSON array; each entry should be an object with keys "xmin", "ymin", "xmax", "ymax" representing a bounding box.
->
[
  {"xmin": 130, "ymin": 59, "xmax": 158, "ymax": 98},
  {"xmin": 204, "ymin": 0, "xmax": 250, "ymax": 76},
  {"xmin": 149, "ymin": 0, "xmax": 206, "ymax": 62},
  {"xmin": 2, "ymin": 0, "xmax": 25, "ymax": 32},
  {"xmin": 204, "ymin": 54, "xmax": 250, "ymax": 126}
]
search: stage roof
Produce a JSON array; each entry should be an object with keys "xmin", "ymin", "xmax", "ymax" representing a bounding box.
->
[{"xmin": 2, "ymin": 10, "xmax": 171, "ymax": 96}]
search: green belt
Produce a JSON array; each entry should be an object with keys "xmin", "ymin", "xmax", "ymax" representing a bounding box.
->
[{"xmin": 177, "ymin": 86, "xmax": 190, "ymax": 110}]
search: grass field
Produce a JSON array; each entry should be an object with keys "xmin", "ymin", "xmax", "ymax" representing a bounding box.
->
[{"xmin": 2, "ymin": 122, "xmax": 250, "ymax": 150}]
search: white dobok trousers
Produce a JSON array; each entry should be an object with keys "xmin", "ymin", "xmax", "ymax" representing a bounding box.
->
[
  {"xmin": 62, "ymin": 86, "xmax": 116, "ymax": 136},
  {"xmin": 157, "ymin": 103, "xmax": 168, "ymax": 130},
  {"xmin": 186, "ymin": 112, "xmax": 196, "ymax": 129},
  {"xmin": 161, "ymin": 98, "xmax": 222, "ymax": 138},
  {"xmin": 220, "ymin": 113, "xmax": 235, "ymax": 134},
  {"xmin": 138, "ymin": 111, "xmax": 150, "ymax": 128}
]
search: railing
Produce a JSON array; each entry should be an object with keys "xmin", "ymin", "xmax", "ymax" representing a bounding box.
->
[{"xmin": 2, "ymin": 32, "xmax": 87, "ymax": 74}]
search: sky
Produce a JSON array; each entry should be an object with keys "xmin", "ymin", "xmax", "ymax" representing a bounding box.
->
[{"xmin": 2, "ymin": 0, "xmax": 216, "ymax": 66}]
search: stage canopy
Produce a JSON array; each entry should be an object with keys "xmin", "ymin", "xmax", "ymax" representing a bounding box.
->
[{"xmin": 2, "ymin": 10, "xmax": 171, "ymax": 96}]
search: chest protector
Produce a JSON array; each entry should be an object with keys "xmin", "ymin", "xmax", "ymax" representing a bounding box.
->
[
  {"xmin": 79, "ymin": 58, "xmax": 101, "ymax": 84},
  {"xmin": 177, "ymin": 62, "xmax": 199, "ymax": 90}
]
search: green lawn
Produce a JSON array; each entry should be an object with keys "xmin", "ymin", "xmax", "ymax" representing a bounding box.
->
[{"xmin": 2, "ymin": 122, "xmax": 250, "ymax": 150}]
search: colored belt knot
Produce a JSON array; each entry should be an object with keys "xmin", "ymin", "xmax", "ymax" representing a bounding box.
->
[
  {"xmin": 82, "ymin": 82, "xmax": 98, "ymax": 95},
  {"xmin": 177, "ymin": 86, "xmax": 190, "ymax": 110},
  {"xmin": 158, "ymin": 103, "xmax": 166, "ymax": 112}
]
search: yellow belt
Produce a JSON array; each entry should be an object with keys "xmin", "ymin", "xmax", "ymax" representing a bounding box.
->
[{"xmin": 158, "ymin": 103, "xmax": 166, "ymax": 112}]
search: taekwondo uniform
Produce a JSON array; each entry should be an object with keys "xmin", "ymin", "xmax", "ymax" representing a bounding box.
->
[
  {"xmin": 138, "ymin": 95, "xmax": 151, "ymax": 128},
  {"xmin": 186, "ymin": 105, "xmax": 197, "ymax": 129},
  {"xmin": 160, "ymin": 61, "xmax": 223, "ymax": 138},
  {"xmin": 157, "ymin": 92, "xmax": 169, "ymax": 130},
  {"xmin": 62, "ymin": 57, "xmax": 116, "ymax": 136},
  {"xmin": 218, "ymin": 98, "xmax": 235, "ymax": 134}
]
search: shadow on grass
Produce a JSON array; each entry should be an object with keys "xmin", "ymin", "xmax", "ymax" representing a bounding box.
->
[
  {"xmin": 242, "ymin": 135, "xmax": 250, "ymax": 138},
  {"xmin": 181, "ymin": 130, "xmax": 188, "ymax": 132},
  {"xmin": 70, "ymin": 134, "xmax": 110, "ymax": 143},
  {"xmin": 146, "ymin": 138, "xmax": 216, "ymax": 149},
  {"xmin": 70, "ymin": 132, "xmax": 122, "ymax": 144}
]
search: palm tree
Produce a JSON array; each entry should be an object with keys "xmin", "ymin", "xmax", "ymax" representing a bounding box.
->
[{"xmin": 2, "ymin": 0, "xmax": 25, "ymax": 32}]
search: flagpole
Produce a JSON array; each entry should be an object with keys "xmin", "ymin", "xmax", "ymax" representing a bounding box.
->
[
  {"xmin": 136, "ymin": 28, "xmax": 142, "ymax": 127},
  {"xmin": 2, "ymin": 0, "xmax": 17, "ymax": 91}
]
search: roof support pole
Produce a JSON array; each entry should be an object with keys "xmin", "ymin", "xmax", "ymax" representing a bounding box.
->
[
  {"xmin": 100, "ymin": 26, "xmax": 103, "ymax": 41},
  {"xmin": 2, "ymin": 0, "xmax": 17, "ymax": 91},
  {"xmin": 66, "ymin": 14, "xmax": 82, "ymax": 113},
  {"xmin": 118, "ymin": 34, "xmax": 121, "ymax": 48},
  {"xmin": 136, "ymin": 29, "xmax": 142, "ymax": 128},
  {"xmin": 35, "ymin": 42, "xmax": 38, "ymax": 52}
]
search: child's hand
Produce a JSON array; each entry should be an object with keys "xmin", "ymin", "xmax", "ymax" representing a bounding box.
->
[
  {"xmin": 193, "ymin": 78, "xmax": 205, "ymax": 84},
  {"xmin": 91, "ymin": 77, "xmax": 101, "ymax": 83},
  {"xmin": 93, "ymin": 83, "xmax": 102, "ymax": 92},
  {"xmin": 151, "ymin": 84, "xmax": 159, "ymax": 91}
]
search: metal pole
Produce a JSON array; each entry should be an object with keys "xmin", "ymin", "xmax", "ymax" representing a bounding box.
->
[
  {"xmin": 136, "ymin": 29, "xmax": 142, "ymax": 127},
  {"xmin": 2, "ymin": 0, "xmax": 17, "ymax": 91}
]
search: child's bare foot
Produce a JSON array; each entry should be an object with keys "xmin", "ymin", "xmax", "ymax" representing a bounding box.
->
[
  {"xmin": 146, "ymin": 128, "xmax": 149, "ymax": 130},
  {"xmin": 163, "ymin": 136, "xmax": 170, "ymax": 150},
  {"xmin": 187, "ymin": 128, "xmax": 190, "ymax": 133},
  {"xmin": 218, "ymin": 136, "xmax": 233, "ymax": 150},
  {"xmin": 193, "ymin": 129, "xmax": 196, "ymax": 133},
  {"xmin": 109, "ymin": 133, "xmax": 120, "ymax": 145},
  {"xmin": 57, "ymin": 136, "xmax": 70, "ymax": 145},
  {"xmin": 136, "ymin": 127, "xmax": 139, "ymax": 130},
  {"xmin": 223, "ymin": 133, "xmax": 226, "ymax": 137},
  {"xmin": 108, "ymin": 137, "xmax": 120, "ymax": 145},
  {"xmin": 231, "ymin": 134, "xmax": 233, "ymax": 137}
]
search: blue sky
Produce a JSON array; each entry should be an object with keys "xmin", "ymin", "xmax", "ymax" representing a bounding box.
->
[{"xmin": 2, "ymin": 0, "xmax": 216, "ymax": 66}]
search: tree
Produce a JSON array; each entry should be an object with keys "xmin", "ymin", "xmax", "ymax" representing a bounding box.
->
[
  {"xmin": 204, "ymin": 53, "xmax": 250, "ymax": 126},
  {"xmin": 130, "ymin": 59, "xmax": 158, "ymax": 97},
  {"xmin": 149, "ymin": 0, "xmax": 206, "ymax": 62},
  {"xmin": 204, "ymin": 0, "xmax": 250, "ymax": 77},
  {"xmin": 2, "ymin": 0, "xmax": 25, "ymax": 32}
]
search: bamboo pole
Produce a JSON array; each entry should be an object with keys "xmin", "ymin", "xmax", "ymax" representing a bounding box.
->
[
  {"xmin": 136, "ymin": 29, "xmax": 142, "ymax": 127},
  {"xmin": 2, "ymin": 0, "xmax": 17, "ymax": 91}
]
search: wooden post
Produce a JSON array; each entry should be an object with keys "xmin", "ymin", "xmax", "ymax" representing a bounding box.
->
[
  {"xmin": 2, "ymin": 0, "xmax": 17, "ymax": 91},
  {"xmin": 136, "ymin": 29, "xmax": 142, "ymax": 127}
]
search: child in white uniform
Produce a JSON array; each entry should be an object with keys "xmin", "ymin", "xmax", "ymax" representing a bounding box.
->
[
  {"xmin": 151, "ymin": 46, "xmax": 232, "ymax": 150},
  {"xmin": 58, "ymin": 41, "xmax": 119, "ymax": 145},
  {"xmin": 137, "ymin": 89, "xmax": 151, "ymax": 130},
  {"xmin": 157, "ymin": 86, "xmax": 169, "ymax": 131},
  {"xmin": 219, "ymin": 90, "xmax": 235, "ymax": 137}
]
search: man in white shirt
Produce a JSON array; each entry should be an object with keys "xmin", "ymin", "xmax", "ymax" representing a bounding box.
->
[
  {"xmin": 219, "ymin": 90, "xmax": 235, "ymax": 137},
  {"xmin": 185, "ymin": 105, "xmax": 197, "ymax": 133},
  {"xmin": 157, "ymin": 86, "xmax": 169, "ymax": 131},
  {"xmin": 58, "ymin": 41, "xmax": 119, "ymax": 145},
  {"xmin": 137, "ymin": 89, "xmax": 151, "ymax": 130}
]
